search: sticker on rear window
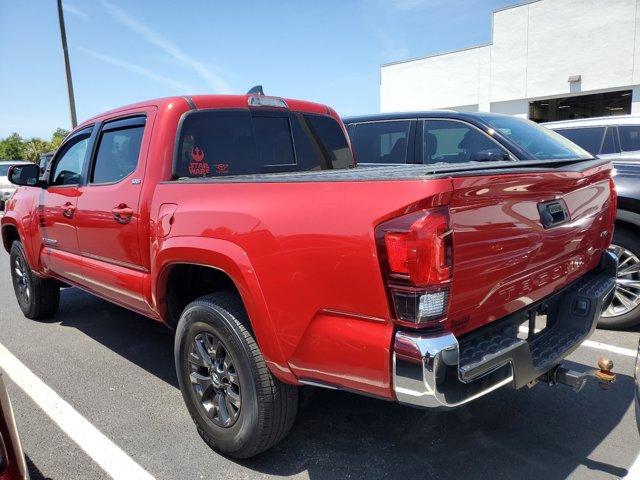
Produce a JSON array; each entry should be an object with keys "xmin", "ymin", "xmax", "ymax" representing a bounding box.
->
[
  {"xmin": 214, "ymin": 164, "xmax": 229, "ymax": 175},
  {"xmin": 188, "ymin": 146, "xmax": 210, "ymax": 176}
]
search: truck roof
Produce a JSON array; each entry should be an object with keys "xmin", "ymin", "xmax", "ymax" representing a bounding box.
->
[{"xmin": 80, "ymin": 95, "xmax": 334, "ymax": 128}]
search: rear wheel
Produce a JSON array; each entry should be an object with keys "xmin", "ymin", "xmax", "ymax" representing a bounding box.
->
[
  {"xmin": 600, "ymin": 227, "xmax": 640, "ymax": 329},
  {"xmin": 9, "ymin": 241, "xmax": 59, "ymax": 319},
  {"xmin": 175, "ymin": 292, "xmax": 298, "ymax": 458}
]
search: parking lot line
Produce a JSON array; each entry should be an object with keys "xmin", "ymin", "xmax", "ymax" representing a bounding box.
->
[
  {"xmin": 0, "ymin": 342, "xmax": 155, "ymax": 480},
  {"xmin": 581, "ymin": 339, "xmax": 636, "ymax": 358},
  {"xmin": 518, "ymin": 327, "xmax": 636, "ymax": 357}
]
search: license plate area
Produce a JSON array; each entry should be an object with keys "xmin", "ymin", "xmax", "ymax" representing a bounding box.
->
[{"xmin": 517, "ymin": 312, "xmax": 548, "ymax": 341}]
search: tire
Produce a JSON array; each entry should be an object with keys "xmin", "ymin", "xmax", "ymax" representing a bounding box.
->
[
  {"xmin": 9, "ymin": 241, "xmax": 60, "ymax": 319},
  {"xmin": 174, "ymin": 292, "xmax": 298, "ymax": 458},
  {"xmin": 599, "ymin": 226, "xmax": 640, "ymax": 329}
]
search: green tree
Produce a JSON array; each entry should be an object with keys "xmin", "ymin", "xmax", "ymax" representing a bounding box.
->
[
  {"xmin": 21, "ymin": 138, "xmax": 50, "ymax": 163},
  {"xmin": 50, "ymin": 128, "xmax": 69, "ymax": 150},
  {"xmin": 0, "ymin": 133, "xmax": 24, "ymax": 160}
]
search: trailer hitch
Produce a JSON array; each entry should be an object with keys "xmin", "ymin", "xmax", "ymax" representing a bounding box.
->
[
  {"xmin": 593, "ymin": 357, "xmax": 616, "ymax": 389},
  {"xmin": 537, "ymin": 357, "xmax": 616, "ymax": 392}
]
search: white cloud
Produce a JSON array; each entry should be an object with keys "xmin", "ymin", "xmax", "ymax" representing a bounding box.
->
[
  {"xmin": 62, "ymin": 2, "xmax": 89, "ymax": 19},
  {"xmin": 75, "ymin": 45, "xmax": 197, "ymax": 93},
  {"xmin": 100, "ymin": 0, "xmax": 232, "ymax": 93}
]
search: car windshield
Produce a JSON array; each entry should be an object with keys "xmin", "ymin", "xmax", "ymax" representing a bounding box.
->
[
  {"xmin": 476, "ymin": 114, "xmax": 593, "ymax": 161},
  {"xmin": 0, "ymin": 165, "xmax": 11, "ymax": 176}
]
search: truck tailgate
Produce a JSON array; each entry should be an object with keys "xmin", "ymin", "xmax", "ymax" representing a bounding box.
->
[{"xmin": 447, "ymin": 162, "xmax": 614, "ymax": 336}]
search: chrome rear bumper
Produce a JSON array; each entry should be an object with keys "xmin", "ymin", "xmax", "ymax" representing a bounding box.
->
[{"xmin": 393, "ymin": 251, "xmax": 617, "ymax": 409}]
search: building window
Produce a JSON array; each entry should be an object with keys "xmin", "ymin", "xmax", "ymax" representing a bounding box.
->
[{"xmin": 529, "ymin": 90, "xmax": 632, "ymax": 123}]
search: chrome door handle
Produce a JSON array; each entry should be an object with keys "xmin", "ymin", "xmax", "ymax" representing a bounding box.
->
[
  {"xmin": 62, "ymin": 202, "xmax": 76, "ymax": 219},
  {"xmin": 112, "ymin": 204, "xmax": 133, "ymax": 224}
]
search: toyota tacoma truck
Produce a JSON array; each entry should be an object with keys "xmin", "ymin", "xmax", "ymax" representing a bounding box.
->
[{"xmin": 2, "ymin": 95, "xmax": 617, "ymax": 458}]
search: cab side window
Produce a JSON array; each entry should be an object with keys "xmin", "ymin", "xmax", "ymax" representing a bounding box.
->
[
  {"xmin": 50, "ymin": 129, "xmax": 91, "ymax": 186},
  {"xmin": 91, "ymin": 117, "xmax": 145, "ymax": 184},
  {"xmin": 423, "ymin": 120, "xmax": 507, "ymax": 164}
]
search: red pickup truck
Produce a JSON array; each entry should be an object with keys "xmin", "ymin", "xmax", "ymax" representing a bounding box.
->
[{"xmin": 1, "ymin": 94, "xmax": 617, "ymax": 458}]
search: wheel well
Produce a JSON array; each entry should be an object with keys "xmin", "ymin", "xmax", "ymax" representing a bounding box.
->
[
  {"xmin": 2, "ymin": 225, "xmax": 19, "ymax": 252},
  {"xmin": 615, "ymin": 218, "xmax": 639, "ymax": 236},
  {"xmin": 164, "ymin": 264, "xmax": 241, "ymax": 329}
]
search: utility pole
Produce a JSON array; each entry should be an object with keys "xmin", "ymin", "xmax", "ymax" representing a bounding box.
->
[{"xmin": 56, "ymin": 0, "xmax": 77, "ymax": 128}]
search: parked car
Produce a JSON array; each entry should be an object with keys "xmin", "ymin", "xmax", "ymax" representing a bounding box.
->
[
  {"xmin": 2, "ymin": 96, "xmax": 616, "ymax": 458},
  {"xmin": 0, "ymin": 371, "xmax": 28, "ymax": 480},
  {"xmin": 0, "ymin": 162, "xmax": 29, "ymax": 211},
  {"xmin": 544, "ymin": 116, "xmax": 640, "ymax": 329}
]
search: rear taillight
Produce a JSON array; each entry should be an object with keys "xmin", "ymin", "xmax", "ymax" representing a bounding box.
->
[{"xmin": 376, "ymin": 207, "xmax": 452, "ymax": 329}]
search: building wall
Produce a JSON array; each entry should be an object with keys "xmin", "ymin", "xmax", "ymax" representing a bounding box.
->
[{"xmin": 380, "ymin": 0, "xmax": 640, "ymax": 115}]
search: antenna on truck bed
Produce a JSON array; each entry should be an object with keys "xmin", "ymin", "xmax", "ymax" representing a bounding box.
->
[{"xmin": 247, "ymin": 85, "xmax": 264, "ymax": 95}]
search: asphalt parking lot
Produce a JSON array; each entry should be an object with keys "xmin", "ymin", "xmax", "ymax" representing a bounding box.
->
[{"xmin": 0, "ymin": 250, "xmax": 638, "ymax": 480}]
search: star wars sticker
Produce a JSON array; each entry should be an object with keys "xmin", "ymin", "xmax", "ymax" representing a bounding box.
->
[{"xmin": 188, "ymin": 146, "xmax": 210, "ymax": 175}]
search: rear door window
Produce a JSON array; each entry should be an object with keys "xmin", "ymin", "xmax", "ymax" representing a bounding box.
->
[
  {"xmin": 423, "ymin": 120, "xmax": 508, "ymax": 164},
  {"xmin": 91, "ymin": 117, "xmax": 145, "ymax": 184},
  {"xmin": 175, "ymin": 110, "xmax": 352, "ymax": 177},
  {"xmin": 350, "ymin": 121, "xmax": 411, "ymax": 164},
  {"xmin": 619, "ymin": 125, "xmax": 640, "ymax": 152},
  {"xmin": 553, "ymin": 127, "xmax": 605, "ymax": 155}
]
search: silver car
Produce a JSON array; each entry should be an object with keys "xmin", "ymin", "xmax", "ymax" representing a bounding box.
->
[{"xmin": 0, "ymin": 161, "xmax": 29, "ymax": 210}]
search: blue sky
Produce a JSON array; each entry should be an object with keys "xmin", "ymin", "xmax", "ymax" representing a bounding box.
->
[{"xmin": 0, "ymin": 0, "xmax": 516, "ymax": 139}]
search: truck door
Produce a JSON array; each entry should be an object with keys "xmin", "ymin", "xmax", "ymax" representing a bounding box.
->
[
  {"xmin": 75, "ymin": 113, "xmax": 152, "ymax": 312},
  {"xmin": 39, "ymin": 127, "xmax": 93, "ymax": 281}
]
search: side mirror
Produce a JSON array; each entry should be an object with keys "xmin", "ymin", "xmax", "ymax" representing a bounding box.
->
[
  {"xmin": 472, "ymin": 149, "xmax": 511, "ymax": 162},
  {"xmin": 8, "ymin": 164, "xmax": 42, "ymax": 187}
]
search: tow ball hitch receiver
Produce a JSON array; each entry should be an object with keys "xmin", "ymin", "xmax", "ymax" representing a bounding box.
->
[
  {"xmin": 593, "ymin": 357, "xmax": 616, "ymax": 390},
  {"xmin": 540, "ymin": 366, "xmax": 589, "ymax": 392},
  {"xmin": 538, "ymin": 357, "xmax": 616, "ymax": 392}
]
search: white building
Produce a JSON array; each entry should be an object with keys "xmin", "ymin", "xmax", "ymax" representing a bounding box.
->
[{"xmin": 380, "ymin": 0, "xmax": 640, "ymax": 122}]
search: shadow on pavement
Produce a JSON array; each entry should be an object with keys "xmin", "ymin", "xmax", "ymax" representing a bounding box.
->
[
  {"xmin": 54, "ymin": 288, "xmax": 633, "ymax": 480},
  {"xmin": 26, "ymin": 454, "xmax": 52, "ymax": 480},
  {"xmin": 57, "ymin": 288, "xmax": 178, "ymax": 388}
]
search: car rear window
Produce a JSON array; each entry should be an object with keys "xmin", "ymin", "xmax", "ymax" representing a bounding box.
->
[{"xmin": 175, "ymin": 110, "xmax": 353, "ymax": 178}]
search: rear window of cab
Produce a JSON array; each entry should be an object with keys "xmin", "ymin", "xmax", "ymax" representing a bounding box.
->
[{"xmin": 174, "ymin": 110, "xmax": 353, "ymax": 178}]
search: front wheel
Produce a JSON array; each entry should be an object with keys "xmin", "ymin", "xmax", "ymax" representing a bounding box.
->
[
  {"xmin": 9, "ymin": 241, "xmax": 60, "ymax": 319},
  {"xmin": 600, "ymin": 227, "xmax": 640, "ymax": 329},
  {"xmin": 175, "ymin": 292, "xmax": 298, "ymax": 459}
]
